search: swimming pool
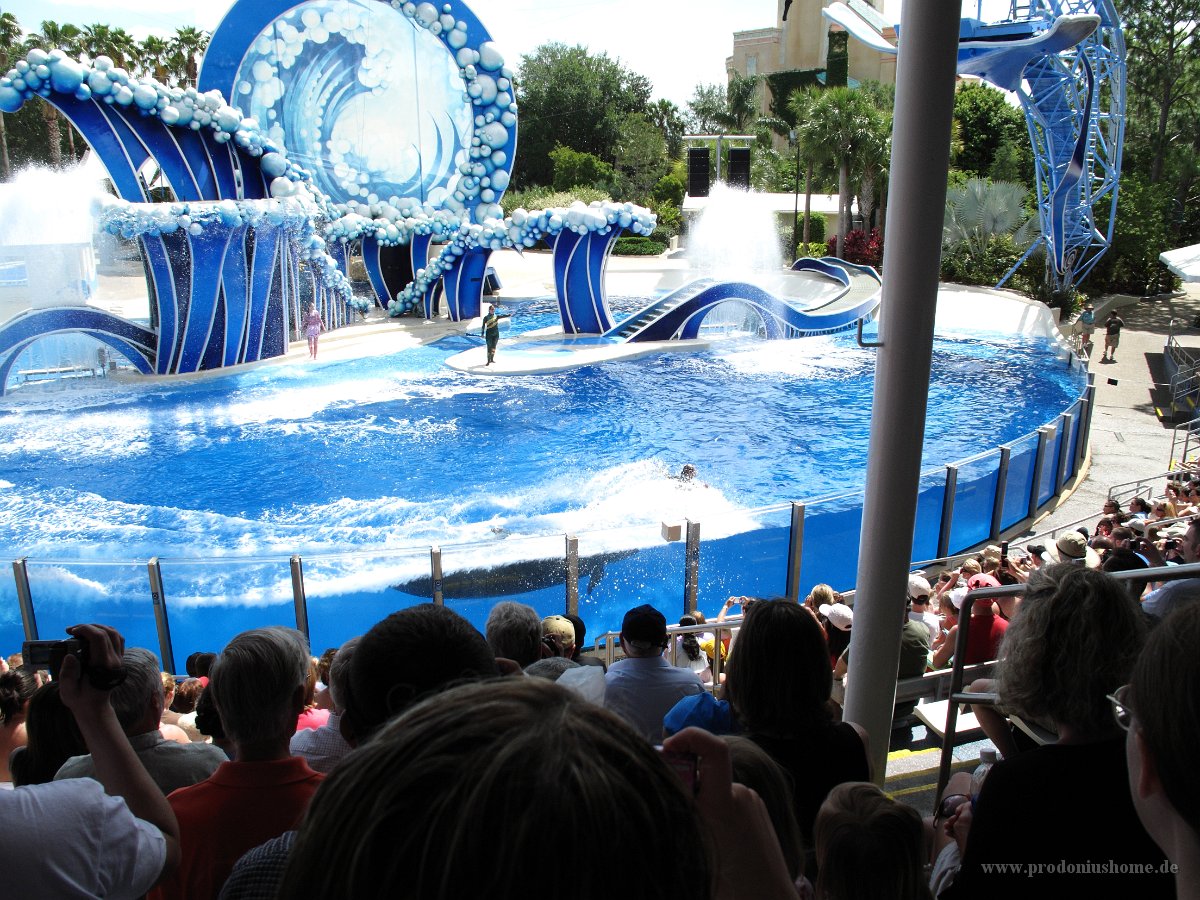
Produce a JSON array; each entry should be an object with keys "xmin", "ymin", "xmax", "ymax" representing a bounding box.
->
[{"xmin": 0, "ymin": 291, "xmax": 1087, "ymax": 660}]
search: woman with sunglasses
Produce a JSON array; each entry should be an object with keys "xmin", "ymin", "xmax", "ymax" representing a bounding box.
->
[
  {"xmin": 1120, "ymin": 601, "xmax": 1200, "ymax": 899},
  {"xmin": 936, "ymin": 566, "xmax": 1173, "ymax": 899}
]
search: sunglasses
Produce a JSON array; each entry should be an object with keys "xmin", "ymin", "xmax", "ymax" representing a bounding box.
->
[{"xmin": 1108, "ymin": 684, "xmax": 1133, "ymax": 731}]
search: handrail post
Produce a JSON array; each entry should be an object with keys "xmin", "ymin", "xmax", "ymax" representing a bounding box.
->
[
  {"xmin": 1075, "ymin": 398, "xmax": 1090, "ymax": 472},
  {"xmin": 430, "ymin": 546, "xmax": 444, "ymax": 606},
  {"xmin": 785, "ymin": 502, "xmax": 805, "ymax": 602},
  {"xmin": 1029, "ymin": 426, "xmax": 1052, "ymax": 518},
  {"xmin": 290, "ymin": 555, "xmax": 310, "ymax": 642},
  {"xmin": 13, "ymin": 557, "xmax": 37, "ymax": 641},
  {"xmin": 937, "ymin": 465, "xmax": 958, "ymax": 560},
  {"xmin": 146, "ymin": 558, "xmax": 176, "ymax": 675},
  {"xmin": 683, "ymin": 519, "xmax": 701, "ymax": 615},
  {"xmin": 565, "ymin": 534, "xmax": 579, "ymax": 616},
  {"xmin": 990, "ymin": 446, "xmax": 1011, "ymax": 540},
  {"xmin": 1057, "ymin": 412, "xmax": 1073, "ymax": 492},
  {"xmin": 1079, "ymin": 378, "xmax": 1096, "ymax": 466},
  {"xmin": 711, "ymin": 624, "xmax": 725, "ymax": 687}
]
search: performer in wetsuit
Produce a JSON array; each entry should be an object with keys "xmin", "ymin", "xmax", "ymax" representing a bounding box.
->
[{"xmin": 481, "ymin": 304, "xmax": 510, "ymax": 366}]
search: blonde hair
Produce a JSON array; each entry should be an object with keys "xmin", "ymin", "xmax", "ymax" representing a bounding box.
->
[{"xmin": 806, "ymin": 584, "xmax": 839, "ymax": 608}]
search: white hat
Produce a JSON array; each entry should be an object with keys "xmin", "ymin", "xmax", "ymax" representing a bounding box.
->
[
  {"xmin": 949, "ymin": 587, "xmax": 969, "ymax": 610},
  {"xmin": 819, "ymin": 602, "xmax": 854, "ymax": 631},
  {"xmin": 908, "ymin": 574, "xmax": 932, "ymax": 600}
]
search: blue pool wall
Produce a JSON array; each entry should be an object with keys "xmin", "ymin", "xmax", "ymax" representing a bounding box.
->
[{"xmin": 0, "ymin": 288, "xmax": 1091, "ymax": 664}]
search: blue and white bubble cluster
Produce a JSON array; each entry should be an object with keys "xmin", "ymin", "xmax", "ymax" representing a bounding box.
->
[
  {"xmin": 387, "ymin": 201, "xmax": 656, "ymax": 314},
  {"xmin": 0, "ymin": 48, "xmax": 314, "ymax": 203},
  {"xmin": 229, "ymin": 0, "xmax": 515, "ymax": 224},
  {"xmin": 94, "ymin": 197, "xmax": 359, "ymax": 310}
]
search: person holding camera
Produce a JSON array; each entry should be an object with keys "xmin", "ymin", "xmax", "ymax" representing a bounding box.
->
[{"xmin": 1, "ymin": 624, "xmax": 181, "ymax": 897}]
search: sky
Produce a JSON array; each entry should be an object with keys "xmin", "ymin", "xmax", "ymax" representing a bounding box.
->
[{"xmin": 0, "ymin": 0, "xmax": 999, "ymax": 107}]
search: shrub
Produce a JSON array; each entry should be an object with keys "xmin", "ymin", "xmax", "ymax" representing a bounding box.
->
[
  {"xmin": 827, "ymin": 228, "xmax": 883, "ymax": 267},
  {"xmin": 500, "ymin": 186, "xmax": 612, "ymax": 216},
  {"xmin": 939, "ymin": 233, "xmax": 1024, "ymax": 286},
  {"xmin": 651, "ymin": 173, "xmax": 685, "ymax": 208},
  {"xmin": 613, "ymin": 236, "xmax": 665, "ymax": 256}
]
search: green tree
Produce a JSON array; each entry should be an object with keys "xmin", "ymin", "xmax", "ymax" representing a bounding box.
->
[
  {"xmin": 31, "ymin": 21, "xmax": 81, "ymax": 168},
  {"xmin": 952, "ymin": 81, "xmax": 1027, "ymax": 180},
  {"xmin": 0, "ymin": 11, "xmax": 23, "ymax": 180},
  {"xmin": 169, "ymin": 26, "xmax": 208, "ymax": 86},
  {"xmin": 512, "ymin": 43, "xmax": 652, "ymax": 188},
  {"xmin": 549, "ymin": 144, "xmax": 614, "ymax": 192},
  {"xmin": 139, "ymin": 35, "xmax": 172, "ymax": 83},
  {"xmin": 686, "ymin": 83, "xmax": 727, "ymax": 134},
  {"xmin": 80, "ymin": 24, "xmax": 136, "ymax": 69},
  {"xmin": 1119, "ymin": 0, "xmax": 1200, "ymax": 185},
  {"xmin": 804, "ymin": 86, "xmax": 884, "ymax": 256},
  {"xmin": 612, "ymin": 112, "xmax": 668, "ymax": 199},
  {"xmin": 648, "ymin": 98, "xmax": 686, "ymax": 159}
]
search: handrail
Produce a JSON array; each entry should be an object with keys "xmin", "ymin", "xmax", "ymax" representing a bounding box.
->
[{"xmin": 935, "ymin": 560, "xmax": 1200, "ymax": 802}]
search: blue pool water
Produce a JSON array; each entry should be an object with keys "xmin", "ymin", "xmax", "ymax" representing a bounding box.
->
[{"xmin": 0, "ymin": 296, "xmax": 1085, "ymax": 660}]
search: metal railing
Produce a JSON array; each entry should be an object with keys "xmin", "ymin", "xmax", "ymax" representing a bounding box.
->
[{"xmin": 935, "ymin": 560, "xmax": 1200, "ymax": 802}]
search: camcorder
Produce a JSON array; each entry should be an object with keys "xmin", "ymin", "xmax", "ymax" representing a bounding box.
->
[{"xmin": 22, "ymin": 637, "xmax": 126, "ymax": 689}]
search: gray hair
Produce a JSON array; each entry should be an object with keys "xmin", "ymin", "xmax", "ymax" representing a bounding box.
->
[
  {"xmin": 524, "ymin": 657, "xmax": 579, "ymax": 681},
  {"xmin": 209, "ymin": 626, "xmax": 310, "ymax": 745},
  {"xmin": 485, "ymin": 602, "xmax": 542, "ymax": 668},
  {"xmin": 996, "ymin": 564, "xmax": 1146, "ymax": 738},
  {"xmin": 327, "ymin": 637, "xmax": 359, "ymax": 712},
  {"xmin": 110, "ymin": 648, "xmax": 164, "ymax": 734}
]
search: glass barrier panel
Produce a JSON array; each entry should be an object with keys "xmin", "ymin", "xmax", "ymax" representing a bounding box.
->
[
  {"xmin": 14, "ymin": 560, "xmax": 157, "ymax": 658},
  {"xmin": 437, "ymin": 532, "xmax": 590, "ymax": 636},
  {"xmin": 796, "ymin": 492, "xmax": 865, "ymax": 594},
  {"xmin": 1001, "ymin": 432, "xmax": 1041, "ymax": 531},
  {"xmin": 1037, "ymin": 422, "xmax": 1064, "ymax": 507},
  {"xmin": 695, "ymin": 504, "xmax": 794, "ymax": 605},
  {"xmin": 559, "ymin": 523, "xmax": 688, "ymax": 641},
  {"xmin": 909, "ymin": 470, "xmax": 947, "ymax": 563},
  {"xmin": 158, "ymin": 558, "xmax": 296, "ymax": 666},
  {"xmin": 947, "ymin": 451, "xmax": 1002, "ymax": 554},
  {"xmin": 1064, "ymin": 401, "xmax": 1084, "ymax": 481},
  {"xmin": 302, "ymin": 547, "xmax": 435, "ymax": 651},
  {"xmin": 0, "ymin": 559, "xmax": 19, "ymax": 658}
]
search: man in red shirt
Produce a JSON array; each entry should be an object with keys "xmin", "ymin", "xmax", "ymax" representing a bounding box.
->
[{"xmin": 152, "ymin": 627, "xmax": 323, "ymax": 900}]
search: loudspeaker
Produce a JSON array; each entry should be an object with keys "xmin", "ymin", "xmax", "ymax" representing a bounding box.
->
[
  {"xmin": 688, "ymin": 147, "xmax": 710, "ymax": 198},
  {"xmin": 728, "ymin": 147, "xmax": 751, "ymax": 190}
]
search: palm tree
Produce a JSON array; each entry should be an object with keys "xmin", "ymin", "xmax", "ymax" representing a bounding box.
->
[
  {"xmin": 0, "ymin": 11, "xmax": 22, "ymax": 180},
  {"xmin": 805, "ymin": 86, "xmax": 880, "ymax": 257},
  {"xmin": 789, "ymin": 87, "xmax": 825, "ymax": 247},
  {"xmin": 81, "ymin": 23, "xmax": 136, "ymax": 69},
  {"xmin": 31, "ymin": 21, "xmax": 81, "ymax": 168},
  {"xmin": 721, "ymin": 72, "xmax": 762, "ymax": 133},
  {"xmin": 139, "ymin": 35, "xmax": 171, "ymax": 84},
  {"xmin": 943, "ymin": 177, "xmax": 1037, "ymax": 273},
  {"xmin": 169, "ymin": 27, "xmax": 209, "ymax": 86}
]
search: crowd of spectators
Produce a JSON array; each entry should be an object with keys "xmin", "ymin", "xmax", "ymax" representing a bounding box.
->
[{"xmin": 2, "ymin": 486, "xmax": 1198, "ymax": 899}]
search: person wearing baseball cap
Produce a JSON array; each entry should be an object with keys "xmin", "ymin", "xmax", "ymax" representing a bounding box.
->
[
  {"xmin": 932, "ymin": 573, "xmax": 1008, "ymax": 669},
  {"xmin": 907, "ymin": 574, "xmax": 940, "ymax": 641},
  {"xmin": 603, "ymin": 604, "xmax": 704, "ymax": 742}
]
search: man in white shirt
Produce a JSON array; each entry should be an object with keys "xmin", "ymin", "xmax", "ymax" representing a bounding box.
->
[
  {"xmin": 290, "ymin": 637, "xmax": 356, "ymax": 773},
  {"xmin": 1, "ymin": 624, "xmax": 180, "ymax": 898},
  {"xmin": 604, "ymin": 605, "xmax": 704, "ymax": 742},
  {"xmin": 907, "ymin": 575, "xmax": 941, "ymax": 641}
]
